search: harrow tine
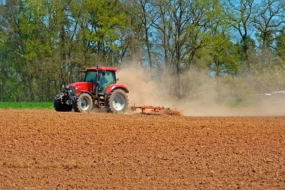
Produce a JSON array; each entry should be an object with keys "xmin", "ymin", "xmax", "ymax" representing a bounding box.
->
[{"xmin": 130, "ymin": 105, "xmax": 181, "ymax": 116}]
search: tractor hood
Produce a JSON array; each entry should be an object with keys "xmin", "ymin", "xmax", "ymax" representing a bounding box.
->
[{"xmin": 68, "ymin": 82, "xmax": 93, "ymax": 94}]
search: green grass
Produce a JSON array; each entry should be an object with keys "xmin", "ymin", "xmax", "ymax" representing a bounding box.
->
[{"xmin": 0, "ymin": 102, "xmax": 53, "ymax": 109}]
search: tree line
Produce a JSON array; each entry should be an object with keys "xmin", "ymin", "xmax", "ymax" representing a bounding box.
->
[{"xmin": 0, "ymin": 0, "xmax": 285, "ymax": 102}]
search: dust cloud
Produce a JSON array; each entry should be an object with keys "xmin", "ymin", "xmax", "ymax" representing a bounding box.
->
[{"xmin": 117, "ymin": 64, "xmax": 285, "ymax": 116}]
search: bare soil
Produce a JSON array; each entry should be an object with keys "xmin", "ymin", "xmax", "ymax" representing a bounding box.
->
[{"xmin": 0, "ymin": 109, "xmax": 285, "ymax": 189}]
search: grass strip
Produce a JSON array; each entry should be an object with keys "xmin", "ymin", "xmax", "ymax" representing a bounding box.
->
[{"xmin": 0, "ymin": 102, "xmax": 53, "ymax": 109}]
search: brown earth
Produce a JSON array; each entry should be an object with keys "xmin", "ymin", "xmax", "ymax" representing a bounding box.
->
[{"xmin": 0, "ymin": 109, "xmax": 285, "ymax": 190}]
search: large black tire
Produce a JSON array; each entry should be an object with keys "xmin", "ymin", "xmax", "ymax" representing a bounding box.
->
[
  {"xmin": 106, "ymin": 89, "xmax": 129, "ymax": 113},
  {"xmin": 54, "ymin": 94, "xmax": 72, "ymax": 112},
  {"xmin": 73, "ymin": 93, "xmax": 93, "ymax": 112}
]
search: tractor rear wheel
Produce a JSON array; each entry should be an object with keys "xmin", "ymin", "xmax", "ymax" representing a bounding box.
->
[
  {"xmin": 73, "ymin": 93, "xmax": 93, "ymax": 112},
  {"xmin": 106, "ymin": 89, "xmax": 129, "ymax": 113},
  {"xmin": 54, "ymin": 94, "xmax": 72, "ymax": 112}
]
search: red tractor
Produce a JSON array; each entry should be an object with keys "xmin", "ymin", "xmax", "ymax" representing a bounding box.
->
[{"xmin": 54, "ymin": 66, "xmax": 129, "ymax": 113}]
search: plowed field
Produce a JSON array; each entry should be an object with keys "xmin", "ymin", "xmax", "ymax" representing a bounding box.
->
[{"xmin": 0, "ymin": 109, "xmax": 285, "ymax": 189}]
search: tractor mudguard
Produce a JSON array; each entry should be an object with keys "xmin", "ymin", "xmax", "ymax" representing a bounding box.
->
[{"xmin": 104, "ymin": 84, "xmax": 129, "ymax": 95}]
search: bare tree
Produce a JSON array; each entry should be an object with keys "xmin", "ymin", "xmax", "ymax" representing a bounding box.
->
[
  {"xmin": 253, "ymin": 0, "xmax": 285, "ymax": 50},
  {"xmin": 137, "ymin": 0, "xmax": 154, "ymax": 68},
  {"xmin": 223, "ymin": 0, "xmax": 255, "ymax": 70}
]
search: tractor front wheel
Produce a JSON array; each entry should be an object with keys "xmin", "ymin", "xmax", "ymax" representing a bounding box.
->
[
  {"xmin": 106, "ymin": 89, "xmax": 129, "ymax": 113},
  {"xmin": 73, "ymin": 93, "xmax": 93, "ymax": 112},
  {"xmin": 54, "ymin": 94, "xmax": 72, "ymax": 112}
]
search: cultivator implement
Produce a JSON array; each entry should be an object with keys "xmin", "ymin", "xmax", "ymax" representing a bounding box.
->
[{"xmin": 131, "ymin": 105, "xmax": 181, "ymax": 116}]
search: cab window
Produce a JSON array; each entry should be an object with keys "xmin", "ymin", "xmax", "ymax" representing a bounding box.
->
[{"xmin": 84, "ymin": 71, "xmax": 97, "ymax": 83}]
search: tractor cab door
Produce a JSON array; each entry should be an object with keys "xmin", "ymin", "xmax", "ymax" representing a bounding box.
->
[{"xmin": 98, "ymin": 71, "xmax": 116, "ymax": 94}]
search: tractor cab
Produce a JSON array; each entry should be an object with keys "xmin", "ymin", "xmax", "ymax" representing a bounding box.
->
[{"xmin": 84, "ymin": 68, "xmax": 116, "ymax": 95}]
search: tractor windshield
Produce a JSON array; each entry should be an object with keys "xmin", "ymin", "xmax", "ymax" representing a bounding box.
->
[{"xmin": 84, "ymin": 71, "xmax": 97, "ymax": 84}]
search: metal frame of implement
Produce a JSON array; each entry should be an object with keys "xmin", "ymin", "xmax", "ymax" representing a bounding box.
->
[{"xmin": 131, "ymin": 105, "xmax": 181, "ymax": 116}]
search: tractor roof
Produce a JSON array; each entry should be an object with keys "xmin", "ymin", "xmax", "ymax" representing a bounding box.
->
[{"xmin": 86, "ymin": 67, "xmax": 117, "ymax": 72}]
